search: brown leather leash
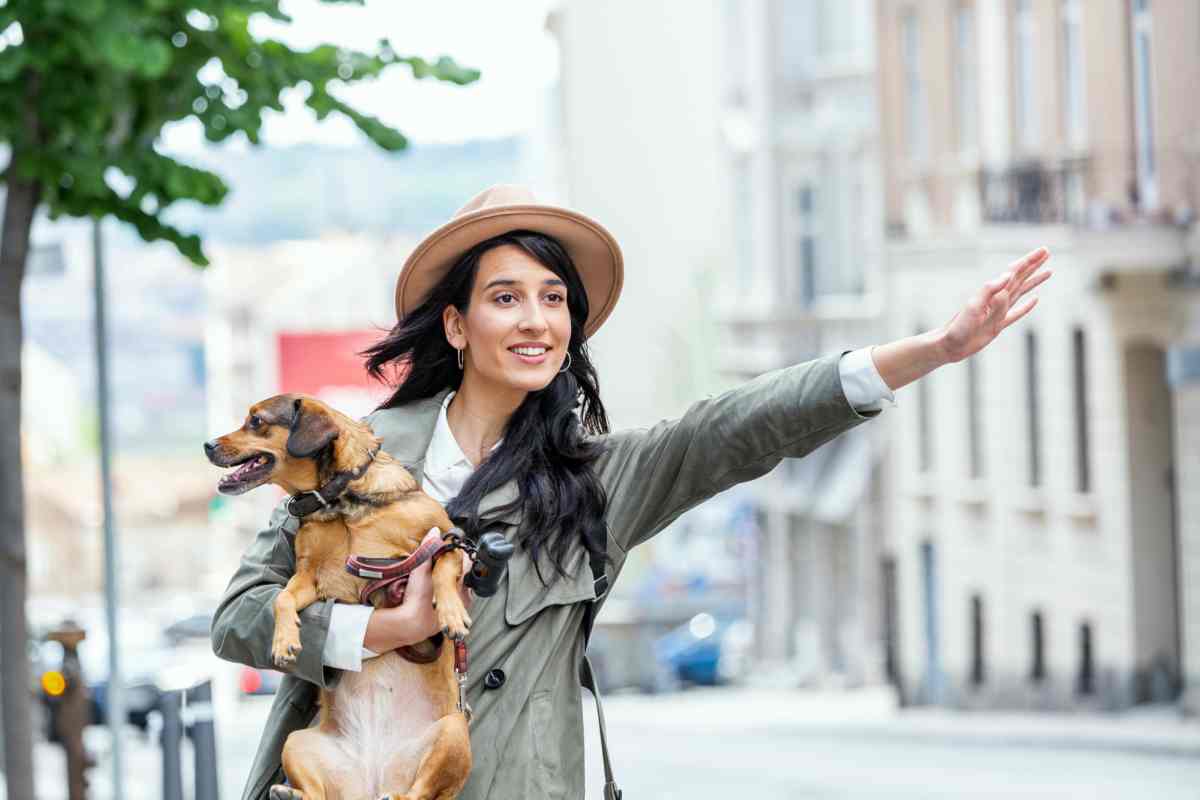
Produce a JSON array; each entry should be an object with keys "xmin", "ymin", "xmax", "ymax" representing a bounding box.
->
[{"xmin": 344, "ymin": 529, "xmax": 473, "ymax": 719}]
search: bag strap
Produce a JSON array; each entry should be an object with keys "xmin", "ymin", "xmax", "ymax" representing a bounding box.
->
[{"xmin": 580, "ymin": 554, "xmax": 622, "ymax": 799}]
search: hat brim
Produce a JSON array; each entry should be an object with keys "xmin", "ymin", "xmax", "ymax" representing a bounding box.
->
[{"xmin": 395, "ymin": 204, "xmax": 624, "ymax": 339}]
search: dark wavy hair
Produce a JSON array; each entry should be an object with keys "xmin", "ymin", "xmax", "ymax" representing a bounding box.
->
[{"xmin": 359, "ymin": 230, "xmax": 614, "ymax": 586}]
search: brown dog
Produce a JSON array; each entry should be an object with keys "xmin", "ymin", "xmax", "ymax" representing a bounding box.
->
[{"xmin": 206, "ymin": 393, "xmax": 473, "ymax": 800}]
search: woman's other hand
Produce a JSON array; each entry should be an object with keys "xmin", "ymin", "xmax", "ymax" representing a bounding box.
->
[
  {"xmin": 363, "ymin": 527, "xmax": 475, "ymax": 651},
  {"xmin": 940, "ymin": 247, "xmax": 1052, "ymax": 363},
  {"xmin": 399, "ymin": 527, "xmax": 475, "ymax": 642}
]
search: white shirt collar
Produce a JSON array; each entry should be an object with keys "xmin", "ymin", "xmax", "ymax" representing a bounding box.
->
[{"xmin": 424, "ymin": 390, "xmax": 503, "ymax": 475}]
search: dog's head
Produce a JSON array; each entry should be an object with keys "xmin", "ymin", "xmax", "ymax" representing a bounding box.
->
[{"xmin": 203, "ymin": 394, "xmax": 375, "ymax": 496}]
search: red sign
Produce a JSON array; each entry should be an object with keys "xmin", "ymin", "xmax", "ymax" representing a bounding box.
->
[{"xmin": 276, "ymin": 331, "xmax": 407, "ymax": 421}]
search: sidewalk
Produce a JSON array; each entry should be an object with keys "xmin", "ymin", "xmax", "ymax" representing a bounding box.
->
[{"xmin": 596, "ymin": 683, "xmax": 1200, "ymax": 758}]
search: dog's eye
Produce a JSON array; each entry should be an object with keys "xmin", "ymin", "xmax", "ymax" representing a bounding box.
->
[{"xmin": 248, "ymin": 415, "xmax": 262, "ymax": 429}]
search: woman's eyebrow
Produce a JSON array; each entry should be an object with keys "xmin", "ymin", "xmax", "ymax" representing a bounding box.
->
[{"xmin": 482, "ymin": 277, "xmax": 567, "ymax": 290}]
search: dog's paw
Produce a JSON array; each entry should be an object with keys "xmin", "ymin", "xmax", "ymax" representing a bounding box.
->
[
  {"xmin": 436, "ymin": 601, "xmax": 472, "ymax": 642},
  {"xmin": 270, "ymin": 628, "xmax": 303, "ymax": 670}
]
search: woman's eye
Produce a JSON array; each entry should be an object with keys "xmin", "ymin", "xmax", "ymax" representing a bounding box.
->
[{"xmin": 495, "ymin": 291, "xmax": 564, "ymax": 304}]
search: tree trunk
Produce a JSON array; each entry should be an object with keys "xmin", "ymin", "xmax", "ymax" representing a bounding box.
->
[{"xmin": 1, "ymin": 174, "xmax": 43, "ymax": 800}]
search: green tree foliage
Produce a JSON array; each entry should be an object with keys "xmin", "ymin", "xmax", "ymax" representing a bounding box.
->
[
  {"xmin": 0, "ymin": 0, "xmax": 478, "ymax": 263},
  {"xmin": 0, "ymin": 3, "xmax": 477, "ymax": 796}
]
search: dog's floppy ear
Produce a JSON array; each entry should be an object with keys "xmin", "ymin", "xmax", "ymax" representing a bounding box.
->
[{"xmin": 287, "ymin": 397, "xmax": 339, "ymax": 458}]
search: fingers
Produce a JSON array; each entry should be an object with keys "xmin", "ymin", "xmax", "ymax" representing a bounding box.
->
[
  {"xmin": 982, "ymin": 247, "xmax": 1051, "ymax": 307},
  {"xmin": 1011, "ymin": 265, "xmax": 1052, "ymax": 302},
  {"xmin": 1008, "ymin": 247, "xmax": 1049, "ymax": 284},
  {"xmin": 1001, "ymin": 295, "xmax": 1039, "ymax": 331}
]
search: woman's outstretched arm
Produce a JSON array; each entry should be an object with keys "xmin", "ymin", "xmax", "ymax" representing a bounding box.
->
[
  {"xmin": 594, "ymin": 350, "xmax": 878, "ymax": 554},
  {"xmin": 593, "ymin": 247, "xmax": 1051, "ymax": 556}
]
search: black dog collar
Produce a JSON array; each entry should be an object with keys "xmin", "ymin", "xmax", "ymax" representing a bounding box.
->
[{"xmin": 287, "ymin": 444, "xmax": 380, "ymax": 518}]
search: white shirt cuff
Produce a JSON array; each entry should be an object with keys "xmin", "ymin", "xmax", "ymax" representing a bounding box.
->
[
  {"xmin": 838, "ymin": 346, "xmax": 897, "ymax": 412},
  {"xmin": 322, "ymin": 603, "xmax": 380, "ymax": 672}
]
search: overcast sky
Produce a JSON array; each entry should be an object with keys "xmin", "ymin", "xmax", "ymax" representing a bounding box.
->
[{"xmin": 161, "ymin": 0, "xmax": 560, "ymax": 153}]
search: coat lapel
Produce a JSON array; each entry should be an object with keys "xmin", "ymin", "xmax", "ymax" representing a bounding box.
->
[
  {"xmin": 364, "ymin": 388, "xmax": 524, "ymax": 527},
  {"xmin": 364, "ymin": 390, "xmax": 592, "ymax": 626}
]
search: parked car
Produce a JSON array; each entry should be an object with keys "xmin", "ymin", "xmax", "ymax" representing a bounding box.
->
[{"xmin": 652, "ymin": 613, "xmax": 750, "ymax": 689}]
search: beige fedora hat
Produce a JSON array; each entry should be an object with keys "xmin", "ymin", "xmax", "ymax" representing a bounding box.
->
[{"xmin": 394, "ymin": 184, "xmax": 624, "ymax": 339}]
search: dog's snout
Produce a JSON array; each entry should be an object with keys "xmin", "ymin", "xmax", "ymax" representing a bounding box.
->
[{"xmin": 204, "ymin": 439, "xmax": 218, "ymax": 458}]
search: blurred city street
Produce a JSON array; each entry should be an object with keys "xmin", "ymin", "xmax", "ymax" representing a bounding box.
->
[
  {"xmin": 6, "ymin": 0, "xmax": 1200, "ymax": 798},
  {"xmin": 32, "ymin": 679, "xmax": 1200, "ymax": 799}
]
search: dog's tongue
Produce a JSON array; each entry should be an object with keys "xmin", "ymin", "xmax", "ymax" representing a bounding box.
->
[{"xmin": 228, "ymin": 456, "xmax": 264, "ymax": 481}]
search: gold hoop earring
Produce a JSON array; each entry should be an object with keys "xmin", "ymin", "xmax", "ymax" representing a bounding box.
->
[
  {"xmin": 559, "ymin": 351, "xmax": 572, "ymax": 374},
  {"xmin": 457, "ymin": 346, "xmax": 465, "ymax": 370}
]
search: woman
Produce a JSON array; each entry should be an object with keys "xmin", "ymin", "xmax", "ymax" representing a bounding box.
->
[{"xmin": 211, "ymin": 185, "xmax": 1051, "ymax": 799}]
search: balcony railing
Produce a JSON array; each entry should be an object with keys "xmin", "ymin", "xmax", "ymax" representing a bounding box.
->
[
  {"xmin": 980, "ymin": 157, "xmax": 1091, "ymax": 225},
  {"xmin": 980, "ymin": 151, "xmax": 1200, "ymax": 228}
]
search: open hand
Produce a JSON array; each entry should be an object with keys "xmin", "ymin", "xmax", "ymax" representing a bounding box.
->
[{"xmin": 940, "ymin": 247, "xmax": 1052, "ymax": 363}]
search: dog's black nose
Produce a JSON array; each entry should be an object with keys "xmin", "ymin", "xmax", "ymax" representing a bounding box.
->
[{"xmin": 203, "ymin": 440, "xmax": 217, "ymax": 457}]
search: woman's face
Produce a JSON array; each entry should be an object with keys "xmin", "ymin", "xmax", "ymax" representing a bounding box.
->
[{"xmin": 445, "ymin": 243, "xmax": 574, "ymax": 395}]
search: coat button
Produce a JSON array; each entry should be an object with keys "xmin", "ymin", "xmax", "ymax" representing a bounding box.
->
[{"xmin": 484, "ymin": 668, "xmax": 506, "ymax": 690}]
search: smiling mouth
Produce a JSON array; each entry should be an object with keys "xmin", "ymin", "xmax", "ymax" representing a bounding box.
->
[
  {"xmin": 509, "ymin": 346, "xmax": 550, "ymax": 362},
  {"xmin": 217, "ymin": 453, "xmax": 276, "ymax": 495}
]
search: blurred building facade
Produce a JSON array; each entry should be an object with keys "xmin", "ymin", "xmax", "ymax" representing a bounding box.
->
[
  {"xmin": 717, "ymin": 0, "xmax": 893, "ymax": 686},
  {"xmin": 877, "ymin": 0, "xmax": 1199, "ymax": 712},
  {"xmin": 20, "ymin": 218, "xmax": 214, "ymax": 600},
  {"xmin": 542, "ymin": 0, "xmax": 741, "ymax": 668},
  {"xmin": 202, "ymin": 233, "xmax": 414, "ymax": 592}
]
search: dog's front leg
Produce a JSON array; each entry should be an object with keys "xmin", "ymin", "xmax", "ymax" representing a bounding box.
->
[
  {"xmin": 430, "ymin": 551, "xmax": 472, "ymax": 642},
  {"xmin": 271, "ymin": 570, "xmax": 318, "ymax": 670}
]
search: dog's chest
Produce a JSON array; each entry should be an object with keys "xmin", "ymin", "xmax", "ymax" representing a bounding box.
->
[{"xmin": 294, "ymin": 519, "xmax": 365, "ymax": 604}]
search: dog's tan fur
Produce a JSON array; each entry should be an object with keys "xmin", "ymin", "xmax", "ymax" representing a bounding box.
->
[{"xmin": 207, "ymin": 394, "xmax": 472, "ymax": 800}]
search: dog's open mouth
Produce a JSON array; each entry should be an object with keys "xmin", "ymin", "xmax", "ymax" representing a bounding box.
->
[{"xmin": 218, "ymin": 453, "xmax": 276, "ymax": 495}]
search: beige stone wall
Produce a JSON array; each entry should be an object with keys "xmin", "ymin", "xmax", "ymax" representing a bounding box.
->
[
  {"xmin": 1082, "ymin": 0, "xmax": 1136, "ymax": 209},
  {"xmin": 878, "ymin": 0, "xmax": 1198, "ymax": 231},
  {"xmin": 1151, "ymin": 1, "xmax": 1200, "ymax": 212}
]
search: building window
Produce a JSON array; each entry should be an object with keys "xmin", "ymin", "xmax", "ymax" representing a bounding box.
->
[
  {"xmin": 794, "ymin": 184, "xmax": 819, "ymax": 306},
  {"xmin": 970, "ymin": 594, "xmax": 986, "ymax": 686},
  {"xmin": 1025, "ymin": 330, "xmax": 1041, "ymax": 487},
  {"xmin": 901, "ymin": 9, "xmax": 927, "ymax": 161},
  {"xmin": 1030, "ymin": 610, "xmax": 1046, "ymax": 682},
  {"xmin": 1013, "ymin": 0, "xmax": 1038, "ymax": 151},
  {"xmin": 918, "ymin": 323, "xmax": 933, "ymax": 472},
  {"xmin": 1076, "ymin": 620, "xmax": 1095, "ymax": 695},
  {"xmin": 1060, "ymin": 0, "xmax": 1086, "ymax": 148},
  {"xmin": 1131, "ymin": 0, "xmax": 1157, "ymax": 208},
  {"xmin": 1072, "ymin": 327, "xmax": 1091, "ymax": 493},
  {"xmin": 967, "ymin": 355, "xmax": 983, "ymax": 479},
  {"xmin": 953, "ymin": 3, "xmax": 979, "ymax": 153}
]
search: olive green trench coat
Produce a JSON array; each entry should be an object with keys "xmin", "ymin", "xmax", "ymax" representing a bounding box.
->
[{"xmin": 210, "ymin": 350, "xmax": 879, "ymax": 799}]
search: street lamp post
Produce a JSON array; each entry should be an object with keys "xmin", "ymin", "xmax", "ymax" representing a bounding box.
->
[{"xmin": 92, "ymin": 217, "xmax": 125, "ymax": 798}]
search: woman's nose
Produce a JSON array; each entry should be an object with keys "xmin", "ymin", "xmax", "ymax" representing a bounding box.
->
[{"xmin": 519, "ymin": 305, "xmax": 548, "ymax": 331}]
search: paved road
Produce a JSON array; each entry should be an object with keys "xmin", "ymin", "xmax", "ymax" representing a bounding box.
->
[{"xmin": 31, "ymin": 678, "xmax": 1200, "ymax": 799}]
